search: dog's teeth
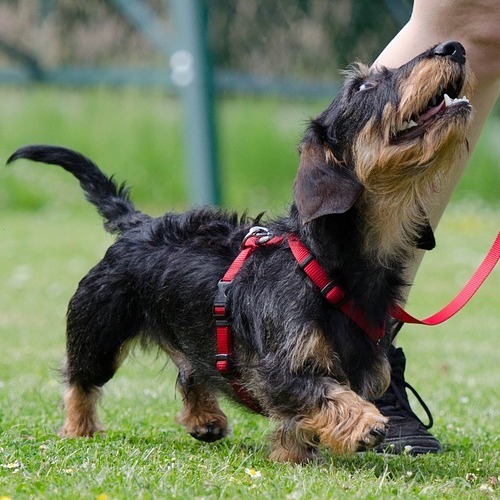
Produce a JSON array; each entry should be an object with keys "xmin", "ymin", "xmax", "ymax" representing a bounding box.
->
[
  {"xmin": 444, "ymin": 93, "xmax": 470, "ymax": 107},
  {"xmin": 398, "ymin": 119, "xmax": 418, "ymax": 132},
  {"xmin": 397, "ymin": 118, "xmax": 419, "ymax": 132}
]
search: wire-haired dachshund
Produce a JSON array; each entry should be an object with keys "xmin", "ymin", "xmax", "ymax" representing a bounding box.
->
[{"xmin": 8, "ymin": 40, "xmax": 473, "ymax": 463}]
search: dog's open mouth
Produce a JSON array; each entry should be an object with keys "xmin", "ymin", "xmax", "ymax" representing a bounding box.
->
[{"xmin": 395, "ymin": 77, "xmax": 471, "ymax": 139}]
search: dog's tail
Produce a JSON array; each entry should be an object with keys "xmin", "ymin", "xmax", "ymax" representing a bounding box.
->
[{"xmin": 7, "ymin": 144, "xmax": 152, "ymax": 234}]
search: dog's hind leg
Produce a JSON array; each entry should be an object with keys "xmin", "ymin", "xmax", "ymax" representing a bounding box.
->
[
  {"xmin": 170, "ymin": 350, "xmax": 228, "ymax": 442},
  {"xmin": 61, "ymin": 384, "xmax": 103, "ymax": 438},
  {"xmin": 59, "ymin": 267, "xmax": 142, "ymax": 438}
]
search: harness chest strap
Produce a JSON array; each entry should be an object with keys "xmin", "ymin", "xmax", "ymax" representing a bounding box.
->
[
  {"xmin": 287, "ymin": 235, "xmax": 386, "ymax": 343},
  {"xmin": 287, "ymin": 230, "xmax": 500, "ymax": 330}
]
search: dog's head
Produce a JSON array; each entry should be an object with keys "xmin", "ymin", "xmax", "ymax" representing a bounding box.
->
[{"xmin": 295, "ymin": 41, "xmax": 474, "ymax": 231}]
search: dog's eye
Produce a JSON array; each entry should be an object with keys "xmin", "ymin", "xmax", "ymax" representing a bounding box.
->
[{"xmin": 358, "ymin": 82, "xmax": 375, "ymax": 91}]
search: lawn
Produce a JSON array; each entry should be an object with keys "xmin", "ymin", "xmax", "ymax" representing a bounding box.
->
[{"xmin": 0, "ymin": 86, "xmax": 499, "ymax": 498}]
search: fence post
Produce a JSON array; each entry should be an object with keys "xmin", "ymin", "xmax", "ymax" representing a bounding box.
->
[{"xmin": 170, "ymin": 0, "xmax": 220, "ymax": 206}]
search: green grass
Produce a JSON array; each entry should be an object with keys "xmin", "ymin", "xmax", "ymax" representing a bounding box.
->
[{"xmin": 0, "ymin": 86, "xmax": 499, "ymax": 498}]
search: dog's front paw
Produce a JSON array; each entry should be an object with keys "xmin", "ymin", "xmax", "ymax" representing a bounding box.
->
[
  {"xmin": 356, "ymin": 416, "xmax": 389, "ymax": 451},
  {"xmin": 335, "ymin": 398, "xmax": 388, "ymax": 453},
  {"xmin": 301, "ymin": 389, "xmax": 390, "ymax": 455}
]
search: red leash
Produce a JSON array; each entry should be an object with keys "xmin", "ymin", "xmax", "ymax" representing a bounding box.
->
[{"xmin": 391, "ymin": 231, "xmax": 500, "ymax": 326}]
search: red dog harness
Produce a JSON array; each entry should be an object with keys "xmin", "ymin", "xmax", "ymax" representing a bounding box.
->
[
  {"xmin": 213, "ymin": 226, "xmax": 384, "ymax": 412},
  {"xmin": 214, "ymin": 226, "xmax": 500, "ymax": 412}
]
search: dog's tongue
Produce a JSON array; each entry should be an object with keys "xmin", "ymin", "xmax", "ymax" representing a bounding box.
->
[{"xmin": 418, "ymin": 100, "xmax": 446, "ymax": 124}]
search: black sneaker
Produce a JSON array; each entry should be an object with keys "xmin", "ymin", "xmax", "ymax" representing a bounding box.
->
[{"xmin": 374, "ymin": 345, "xmax": 442, "ymax": 455}]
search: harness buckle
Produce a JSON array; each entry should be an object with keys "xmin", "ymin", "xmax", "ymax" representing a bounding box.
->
[
  {"xmin": 214, "ymin": 280, "xmax": 231, "ymax": 311},
  {"xmin": 215, "ymin": 354, "xmax": 235, "ymax": 375},
  {"xmin": 242, "ymin": 226, "xmax": 274, "ymax": 247}
]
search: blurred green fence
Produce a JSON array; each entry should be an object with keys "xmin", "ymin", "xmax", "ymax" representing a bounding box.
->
[{"xmin": 0, "ymin": 0, "xmax": 411, "ymax": 205}]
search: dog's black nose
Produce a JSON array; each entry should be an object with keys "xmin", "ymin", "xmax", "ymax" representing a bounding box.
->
[{"xmin": 433, "ymin": 41, "xmax": 466, "ymax": 64}]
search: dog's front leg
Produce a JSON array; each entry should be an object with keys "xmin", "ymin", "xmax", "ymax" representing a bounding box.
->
[
  {"xmin": 255, "ymin": 371, "xmax": 388, "ymax": 462},
  {"xmin": 296, "ymin": 383, "xmax": 388, "ymax": 454}
]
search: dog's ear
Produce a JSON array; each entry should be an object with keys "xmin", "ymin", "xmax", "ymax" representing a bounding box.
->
[{"xmin": 294, "ymin": 141, "xmax": 364, "ymax": 223}]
